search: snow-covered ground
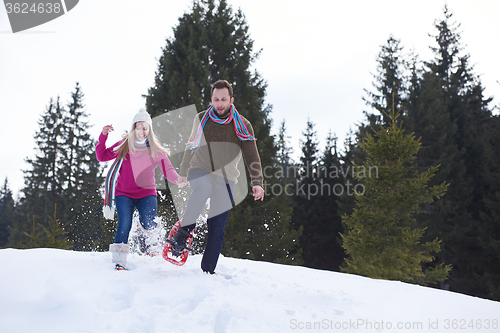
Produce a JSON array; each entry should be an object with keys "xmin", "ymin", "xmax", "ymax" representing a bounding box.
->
[{"xmin": 0, "ymin": 248, "xmax": 498, "ymax": 333}]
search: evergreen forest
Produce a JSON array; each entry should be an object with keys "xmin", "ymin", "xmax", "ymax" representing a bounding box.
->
[{"xmin": 1, "ymin": 1, "xmax": 499, "ymax": 300}]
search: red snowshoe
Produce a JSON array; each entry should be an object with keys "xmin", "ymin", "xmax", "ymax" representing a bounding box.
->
[{"xmin": 162, "ymin": 221, "xmax": 194, "ymax": 266}]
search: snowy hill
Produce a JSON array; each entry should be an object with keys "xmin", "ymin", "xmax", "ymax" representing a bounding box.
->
[{"xmin": 0, "ymin": 249, "xmax": 498, "ymax": 333}]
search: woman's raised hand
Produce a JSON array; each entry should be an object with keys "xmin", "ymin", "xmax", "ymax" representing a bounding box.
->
[{"xmin": 102, "ymin": 125, "xmax": 114, "ymax": 135}]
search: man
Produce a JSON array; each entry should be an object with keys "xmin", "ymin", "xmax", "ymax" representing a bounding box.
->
[{"xmin": 173, "ymin": 79, "xmax": 264, "ymax": 274}]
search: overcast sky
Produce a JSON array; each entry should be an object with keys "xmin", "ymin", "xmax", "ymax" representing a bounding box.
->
[{"xmin": 1, "ymin": 0, "xmax": 499, "ymax": 197}]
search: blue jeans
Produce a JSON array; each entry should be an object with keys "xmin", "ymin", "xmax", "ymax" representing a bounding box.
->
[
  {"xmin": 114, "ymin": 195, "xmax": 157, "ymax": 244},
  {"xmin": 182, "ymin": 169, "xmax": 235, "ymax": 273},
  {"xmin": 201, "ymin": 210, "xmax": 231, "ymax": 273}
]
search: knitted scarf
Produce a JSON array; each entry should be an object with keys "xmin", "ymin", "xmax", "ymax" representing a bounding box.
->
[
  {"xmin": 102, "ymin": 139, "xmax": 149, "ymax": 219},
  {"xmin": 186, "ymin": 105, "xmax": 256, "ymax": 153}
]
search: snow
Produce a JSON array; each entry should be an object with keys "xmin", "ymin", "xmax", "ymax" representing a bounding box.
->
[{"xmin": 0, "ymin": 248, "xmax": 499, "ymax": 333}]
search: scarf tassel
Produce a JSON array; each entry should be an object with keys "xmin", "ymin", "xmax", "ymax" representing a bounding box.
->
[{"xmin": 103, "ymin": 205, "xmax": 116, "ymax": 220}]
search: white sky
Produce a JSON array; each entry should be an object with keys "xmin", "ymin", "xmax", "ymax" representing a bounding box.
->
[{"xmin": 1, "ymin": 0, "xmax": 499, "ymax": 197}]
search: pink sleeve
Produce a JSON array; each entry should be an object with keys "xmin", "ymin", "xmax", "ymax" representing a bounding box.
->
[
  {"xmin": 95, "ymin": 133, "xmax": 123, "ymax": 162},
  {"xmin": 158, "ymin": 153, "xmax": 180, "ymax": 184}
]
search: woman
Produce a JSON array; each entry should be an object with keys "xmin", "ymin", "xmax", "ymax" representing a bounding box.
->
[{"xmin": 96, "ymin": 108, "xmax": 182, "ymax": 270}]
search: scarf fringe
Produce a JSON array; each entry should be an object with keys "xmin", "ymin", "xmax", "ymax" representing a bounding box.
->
[
  {"xmin": 103, "ymin": 155, "xmax": 123, "ymax": 219},
  {"xmin": 103, "ymin": 205, "xmax": 116, "ymax": 220}
]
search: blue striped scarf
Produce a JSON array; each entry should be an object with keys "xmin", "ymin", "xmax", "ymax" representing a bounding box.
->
[{"xmin": 186, "ymin": 105, "xmax": 256, "ymax": 153}]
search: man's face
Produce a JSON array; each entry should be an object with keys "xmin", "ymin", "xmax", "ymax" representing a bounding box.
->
[{"xmin": 211, "ymin": 87, "xmax": 234, "ymax": 117}]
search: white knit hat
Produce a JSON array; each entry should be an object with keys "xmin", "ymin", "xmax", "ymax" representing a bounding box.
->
[{"xmin": 132, "ymin": 108, "xmax": 152, "ymax": 127}]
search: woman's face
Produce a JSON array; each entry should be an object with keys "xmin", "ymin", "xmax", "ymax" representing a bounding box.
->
[{"xmin": 134, "ymin": 121, "xmax": 150, "ymax": 141}]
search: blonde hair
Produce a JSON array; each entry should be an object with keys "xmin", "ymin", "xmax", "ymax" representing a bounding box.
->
[{"xmin": 114, "ymin": 122, "xmax": 169, "ymax": 159}]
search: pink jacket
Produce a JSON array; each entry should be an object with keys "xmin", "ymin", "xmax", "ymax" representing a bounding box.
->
[{"xmin": 96, "ymin": 133, "xmax": 179, "ymax": 199}]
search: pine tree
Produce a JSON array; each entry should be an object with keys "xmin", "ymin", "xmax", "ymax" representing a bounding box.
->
[
  {"xmin": 145, "ymin": 0, "xmax": 300, "ymax": 264},
  {"xmin": 339, "ymin": 6, "xmax": 499, "ymax": 297},
  {"xmin": 309, "ymin": 131, "xmax": 345, "ymax": 270},
  {"xmin": 10, "ymin": 98, "xmax": 62, "ymax": 247},
  {"xmin": 343, "ymin": 36, "xmax": 410, "ymax": 241},
  {"xmin": 409, "ymin": 6, "xmax": 497, "ymax": 297},
  {"xmin": 479, "ymin": 115, "xmax": 500, "ymax": 299},
  {"xmin": 345, "ymin": 36, "xmax": 410, "ymax": 220},
  {"xmin": 291, "ymin": 119, "xmax": 320, "ymax": 267},
  {"xmin": 276, "ymin": 119, "xmax": 294, "ymax": 181},
  {"xmin": 364, "ymin": 35, "xmax": 408, "ymax": 126},
  {"xmin": 24, "ymin": 204, "xmax": 74, "ymax": 250},
  {"xmin": 338, "ymin": 130, "xmax": 366, "ymax": 226},
  {"xmin": 61, "ymin": 83, "xmax": 107, "ymax": 251},
  {"xmin": 0, "ymin": 178, "xmax": 15, "ymax": 247},
  {"xmin": 273, "ymin": 119, "xmax": 297, "ymax": 212},
  {"xmin": 12, "ymin": 85, "xmax": 107, "ymax": 250},
  {"xmin": 15, "ymin": 96, "xmax": 66, "ymax": 247},
  {"xmin": 341, "ymin": 109, "xmax": 451, "ymax": 285}
]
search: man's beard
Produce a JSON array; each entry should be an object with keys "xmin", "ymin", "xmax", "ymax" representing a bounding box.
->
[{"xmin": 214, "ymin": 105, "xmax": 231, "ymax": 118}]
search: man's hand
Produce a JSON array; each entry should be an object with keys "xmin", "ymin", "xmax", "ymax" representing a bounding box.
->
[
  {"xmin": 252, "ymin": 185, "xmax": 264, "ymax": 201},
  {"xmin": 176, "ymin": 176, "xmax": 188, "ymax": 188}
]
